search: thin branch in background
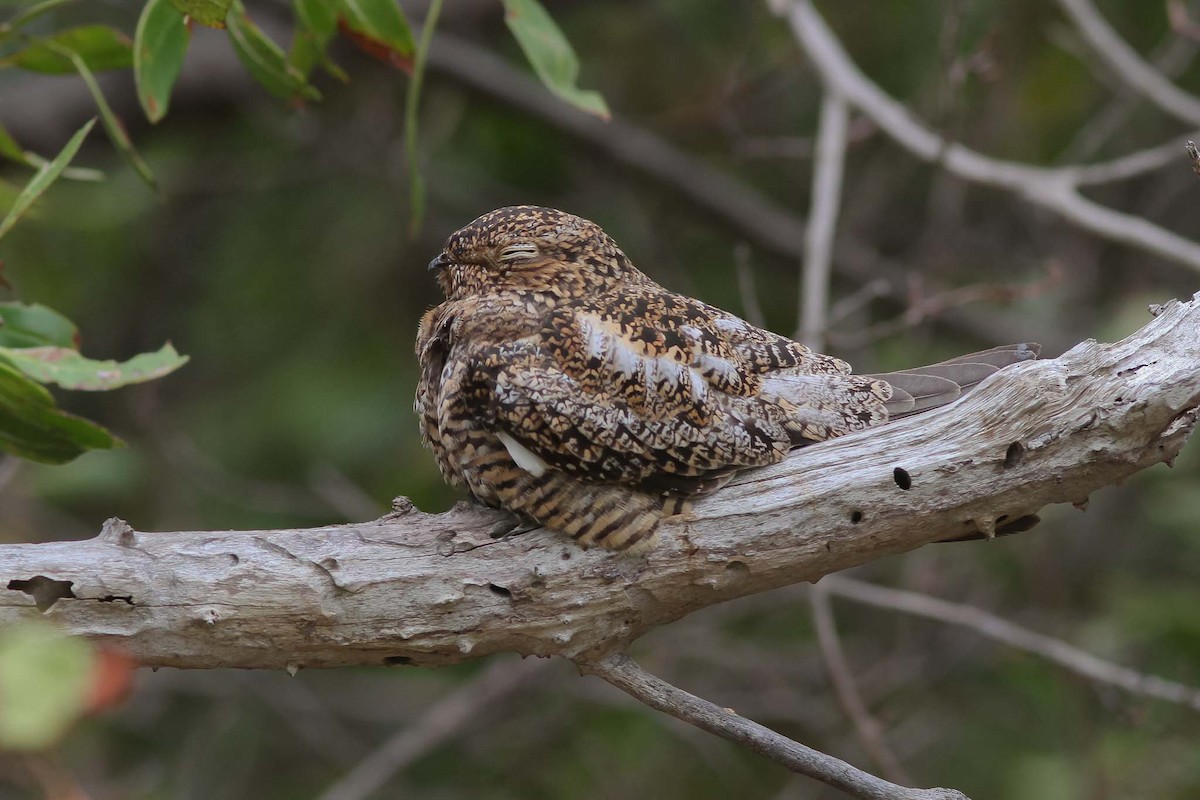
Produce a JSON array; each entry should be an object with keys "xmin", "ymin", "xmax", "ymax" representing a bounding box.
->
[
  {"xmin": 828, "ymin": 262, "xmax": 1062, "ymax": 350},
  {"xmin": 1071, "ymin": 136, "xmax": 1193, "ymax": 185},
  {"xmin": 0, "ymin": 455, "xmax": 19, "ymax": 495},
  {"xmin": 1055, "ymin": 0, "xmax": 1200, "ymax": 126},
  {"xmin": 158, "ymin": 432, "xmax": 339, "ymax": 519},
  {"xmin": 798, "ymin": 91, "xmax": 849, "ymax": 348},
  {"xmin": 318, "ymin": 657, "xmax": 546, "ymax": 800},
  {"xmin": 826, "ymin": 279, "xmax": 891, "ymax": 331},
  {"xmin": 774, "ymin": 0, "xmax": 1200, "ymax": 274},
  {"xmin": 810, "ymin": 585, "xmax": 914, "ymax": 786},
  {"xmin": 822, "ymin": 576, "xmax": 1200, "ymax": 713},
  {"xmin": 237, "ymin": 672, "xmax": 368, "ymax": 768},
  {"xmin": 1061, "ymin": 8, "xmax": 1199, "ymax": 162},
  {"xmin": 1169, "ymin": 0, "xmax": 1200, "ymax": 42},
  {"xmin": 580, "ymin": 654, "xmax": 969, "ymax": 800},
  {"xmin": 733, "ymin": 243, "xmax": 768, "ymax": 328},
  {"xmin": 307, "ymin": 463, "xmax": 385, "ymax": 522}
]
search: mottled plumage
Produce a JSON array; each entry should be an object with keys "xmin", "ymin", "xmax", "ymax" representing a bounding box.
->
[{"xmin": 415, "ymin": 206, "xmax": 1037, "ymax": 551}]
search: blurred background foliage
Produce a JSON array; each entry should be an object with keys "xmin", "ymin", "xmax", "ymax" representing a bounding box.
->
[{"xmin": 2, "ymin": 0, "xmax": 1200, "ymax": 798}]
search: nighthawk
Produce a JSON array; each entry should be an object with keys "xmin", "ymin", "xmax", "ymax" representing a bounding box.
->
[{"xmin": 416, "ymin": 206, "xmax": 1038, "ymax": 551}]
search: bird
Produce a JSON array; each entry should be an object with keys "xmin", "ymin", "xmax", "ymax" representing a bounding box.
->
[{"xmin": 415, "ymin": 206, "xmax": 1038, "ymax": 552}]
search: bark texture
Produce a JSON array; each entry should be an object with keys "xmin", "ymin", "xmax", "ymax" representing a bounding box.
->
[{"xmin": 2, "ymin": 293, "xmax": 1197, "ymax": 670}]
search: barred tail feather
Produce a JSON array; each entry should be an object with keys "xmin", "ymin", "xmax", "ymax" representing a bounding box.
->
[{"xmin": 472, "ymin": 443, "xmax": 668, "ymax": 551}]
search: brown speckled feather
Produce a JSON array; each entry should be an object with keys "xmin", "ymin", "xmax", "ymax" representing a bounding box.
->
[{"xmin": 415, "ymin": 206, "xmax": 1036, "ymax": 551}]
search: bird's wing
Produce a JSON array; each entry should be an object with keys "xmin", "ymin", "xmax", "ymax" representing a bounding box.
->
[{"xmin": 467, "ymin": 287, "xmax": 891, "ymax": 495}]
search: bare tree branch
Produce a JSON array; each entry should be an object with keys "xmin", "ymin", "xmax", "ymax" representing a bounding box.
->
[
  {"xmin": 1, "ymin": 293, "xmax": 1197, "ymax": 669},
  {"xmin": 1056, "ymin": 0, "xmax": 1200, "ymax": 126},
  {"xmin": 810, "ymin": 585, "xmax": 913, "ymax": 785},
  {"xmin": 799, "ymin": 91, "xmax": 849, "ymax": 348},
  {"xmin": 317, "ymin": 656, "xmax": 546, "ymax": 800},
  {"xmin": 579, "ymin": 654, "xmax": 967, "ymax": 800},
  {"xmin": 820, "ymin": 576, "xmax": 1200, "ymax": 713},
  {"xmin": 1061, "ymin": 12, "xmax": 1199, "ymax": 162},
  {"xmin": 775, "ymin": 0, "xmax": 1200, "ymax": 273}
]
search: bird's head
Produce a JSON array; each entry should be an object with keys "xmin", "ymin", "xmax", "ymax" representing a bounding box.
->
[{"xmin": 427, "ymin": 206, "xmax": 644, "ymax": 300}]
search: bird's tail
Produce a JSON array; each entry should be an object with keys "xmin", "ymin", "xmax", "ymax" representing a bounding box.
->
[{"xmin": 867, "ymin": 343, "xmax": 1041, "ymax": 418}]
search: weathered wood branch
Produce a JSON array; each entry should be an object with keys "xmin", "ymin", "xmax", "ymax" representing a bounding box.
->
[{"xmin": 2, "ymin": 293, "xmax": 1198, "ymax": 670}]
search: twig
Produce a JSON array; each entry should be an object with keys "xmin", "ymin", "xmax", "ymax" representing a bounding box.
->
[
  {"xmin": 1187, "ymin": 140, "xmax": 1200, "ymax": 177},
  {"xmin": 810, "ymin": 585, "xmax": 913, "ymax": 786},
  {"xmin": 579, "ymin": 653, "xmax": 968, "ymax": 800},
  {"xmin": 774, "ymin": 0, "xmax": 1200, "ymax": 273},
  {"xmin": 307, "ymin": 463, "xmax": 386, "ymax": 522},
  {"xmin": 1169, "ymin": 0, "xmax": 1200, "ymax": 43},
  {"xmin": 733, "ymin": 243, "xmax": 768, "ymax": 328},
  {"xmin": 318, "ymin": 656, "xmax": 546, "ymax": 800},
  {"xmin": 829, "ymin": 263, "xmax": 1062, "ymax": 349},
  {"xmin": 1060, "ymin": 21, "xmax": 1199, "ymax": 162},
  {"xmin": 1056, "ymin": 0, "xmax": 1200, "ymax": 125},
  {"xmin": 798, "ymin": 91, "xmax": 849, "ymax": 348},
  {"xmin": 821, "ymin": 576, "xmax": 1200, "ymax": 713},
  {"xmin": 826, "ymin": 278, "xmax": 891, "ymax": 330},
  {"xmin": 0, "ymin": 455, "xmax": 19, "ymax": 494}
]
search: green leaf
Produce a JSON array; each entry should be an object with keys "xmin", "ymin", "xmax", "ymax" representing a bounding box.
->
[
  {"xmin": 289, "ymin": 0, "xmax": 338, "ymax": 76},
  {"xmin": 297, "ymin": 0, "xmax": 339, "ymax": 39},
  {"xmin": 0, "ymin": 622, "xmax": 95, "ymax": 751},
  {"xmin": 0, "ymin": 342, "xmax": 188, "ymax": 390},
  {"xmin": 134, "ymin": 0, "xmax": 191, "ymax": 123},
  {"xmin": 43, "ymin": 41, "xmax": 157, "ymax": 189},
  {"xmin": 0, "ymin": 302, "xmax": 80, "ymax": 349},
  {"xmin": 226, "ymin": 1, "xmax": 321, "ymax": 101},
  {"xmin": 0, "ymin": 124, "xmax": 104, "ymax": 181},
  {"xmin": 5, "ymin": 0, "xmax": 82, "ymax": 35},
  {"xmin": 0, "ymin": 360, "xmax": 119, "ymax": 464},
  {"xmin": 338, "ymin": 0, "xmax": 414, "ymax": 68},
  {"xmin": 23, "ymin": 152, "xmax": 105, "ymax": 183},
  {"xmin": 501, "ymin": 0, "xmax": 609, "ymax": 119},
  {"xmin": 3, "ymin": 26, "xmax": 134, "ymax": 74},
  {"xmin": 0, "ymin": 139, "xmax": 23, "ymax": 167},
  {"xmin": 0, "ymin": 124, "xmax": 33, "ymax": 168},
  {"xmin": 168, "ymin": 0, "xmax": 232, "ymax": 28},
  {"xmin": 0, "ymin": 118, "xmax": 95, "ymax": 244}
]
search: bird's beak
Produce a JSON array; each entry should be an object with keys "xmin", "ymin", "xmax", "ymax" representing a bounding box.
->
[{"xmin": 428, "ymin": 253, "xmax": 450, "ymax": 272}]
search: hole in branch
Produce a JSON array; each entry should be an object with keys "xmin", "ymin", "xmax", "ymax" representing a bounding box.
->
[
  {"xmin": 893, "ymin": 468, "xmax": 912, "ymax": 490},
  {"xmin": 850, "ymin": 510, "xmax": 863, "ymax": 524},
  {"xmin": 487, "ymin": 583, "xmax": 512, "ymax": 599},
  {"xmin": 1004, "ymin": 441, "xmax": 1025, "ymax": 469},
  {"xmin": 100, "ymin": 595, "xmax": 134, "ymax": 605},
  {"xmin": 7, "ymin": 577, "xmax": 76, "ymax": 612}
]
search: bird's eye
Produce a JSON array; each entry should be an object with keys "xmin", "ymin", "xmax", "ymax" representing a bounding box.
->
[{"xmin": 498, "ymin": 243, "xmax": 538, "ymax": 264}]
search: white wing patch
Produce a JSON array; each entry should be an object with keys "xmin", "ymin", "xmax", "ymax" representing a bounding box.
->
[
  {"xmin": 713, "ymin": 317, "xmax": 748, "ymax": 334},
  {"xmin": 498, "ymin": 431, "xmax": 548, "ymax": 477},
  {"xmin": 694, "ymin": 352, "xmax": 740, "ymax": 384},
  {"xmin": 579, "ymin": 314, "xmax": 708, "ymax": 403}
]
